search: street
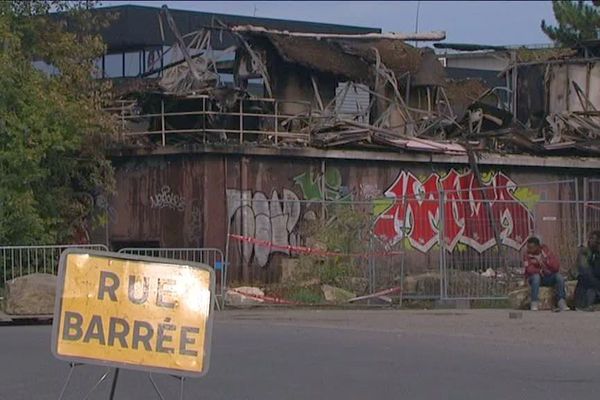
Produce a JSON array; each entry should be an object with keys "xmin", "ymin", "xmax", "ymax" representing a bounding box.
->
[{"xmin": 1, "ymin": 309, "xmax": 600, "ymax": 400}]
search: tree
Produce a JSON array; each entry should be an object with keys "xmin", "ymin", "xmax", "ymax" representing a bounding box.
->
[
  {"xmin": 541, "ymin": 1, "xmax": 600, "ymax": 46},
  {"xmin": 0, "ymin": 1, "xmax": 116, "ymax": 244}
]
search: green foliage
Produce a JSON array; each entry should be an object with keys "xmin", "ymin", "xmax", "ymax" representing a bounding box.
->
[
  {"xmin": 286, "ymin": 287, "xmax": 323, "ymax": 304},
  {"xmin": 541, "ymin": 1, "xmax": 600, "ymax": 46},
  {"xmin": 0, "ymin": 1, "xmax": 115, "ymax": 244},
  {"xmin": 297, "ymin": 205, "xmax": 370, "ymax": 285}
]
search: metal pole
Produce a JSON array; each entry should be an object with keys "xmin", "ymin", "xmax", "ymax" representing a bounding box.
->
[
  {"xmin": 108, "ymin": 368, "xmax": 120, "ymax": 400},
  {"xmin": 438, "ymin": 190, "xmax": 446, "ymax": 300},
  {"xmin": 399, "ymin": 245, "xmax": 405, "ymax": 308},
  {"xmin": 274, "ymin": 101, "xmax": 279, "ymax": 145},
  {"xmin": 57, "ymin": 363, "xmax": 77, "ymax": 400},
  {"xmin": 223, "ymin": 204, "xmax": 235, "ymax": 310},
  {"xmin": 368, "ymin": 235, "xmax": 375, "ymax": 295},
  {"xmin": 511, "ymin": 51, "xmax": 518, "ymax": 121},
  {"xmin": 584, "ymin": 177, "xmax": 589, "ymax": 242},
  {"xmin": 320, "ymin": 160, "xmax": 326, "ymax": 219},
  {"xmin": 575, "ymin": 178, "xmax": 582, "ymax": 247},
  {"xmin": 81, "ymin": 369, "xmax": 111, "ymax": 400},
  {"xmin": 148, "ymin": 374, "xmax": 166, "ymax": 400},
  {"xmin": 179, "ymin": 377, "xmax": 185, "ymax": 400},
  {"xmin": 239, "ymin": 100, "xmax": 244, "ymax": 144},
  {"xmin": 161, "ymin": 99, "xmax": 166, "ymax": 146},
  {"xmin": 202, "ymin": 97, "xmax": 207, "ymax": 144}
]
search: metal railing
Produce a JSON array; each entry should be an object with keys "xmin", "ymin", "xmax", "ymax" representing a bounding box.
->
[
  {"xmin": 110, "ymin": 96, "xmax": 314, "ymax": 146},
  {"xmin": 117, "ymin": 247, "xmax": 226, "ymax": 301},
  {"xmin": 0, "ymin": 244, "xmax": 109, "ymax": 286},
  {"xmin": 584, "ymin": 178, "xmax": 600, "ymax": 241}
]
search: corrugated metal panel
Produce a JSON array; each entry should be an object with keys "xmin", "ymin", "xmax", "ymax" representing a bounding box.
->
[{"xmin": 336, "ymin": 82, "xmax": 370, "ymax": 122}]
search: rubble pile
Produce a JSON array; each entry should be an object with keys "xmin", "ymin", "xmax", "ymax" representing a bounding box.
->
[{"xmin": 107, "ymin": 6, "xmax": 600, "ymax": 158}]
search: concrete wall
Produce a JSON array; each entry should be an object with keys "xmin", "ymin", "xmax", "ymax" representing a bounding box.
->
[{"xmin": 106, "ymin": 147, "xmax": 596, "ymax": 284}]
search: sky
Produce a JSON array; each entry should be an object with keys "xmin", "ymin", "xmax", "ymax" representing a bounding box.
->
[{"xmin": 102, "ymin": 1, "xmax": 557, "ymax": 46}]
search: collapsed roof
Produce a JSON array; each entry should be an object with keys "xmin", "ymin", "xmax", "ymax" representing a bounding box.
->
[
  {"xmin": 109, "ymin": 7, "xmax": 600, "ymax": 158},
  {"xmin": 235, "ymin": 26, "xmax": 442, "ymax": 85}
]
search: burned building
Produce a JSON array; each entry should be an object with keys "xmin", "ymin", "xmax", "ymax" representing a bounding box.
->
[{"xmin": 86, "ymin": 5, "xmax": 600, "ymax": 296}]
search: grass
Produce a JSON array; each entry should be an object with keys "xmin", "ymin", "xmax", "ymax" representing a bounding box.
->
[{"xmin": 286, "ymin": 287, "xmax": 323, "ymax": 304}]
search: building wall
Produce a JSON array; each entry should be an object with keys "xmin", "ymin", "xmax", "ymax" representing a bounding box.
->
[
  {"xmin": 444, "ymin": 54, "xmax": 508, "ymax": 72},
  {"xmin": 268, "ymin": 48, "xmax": 336, "ymax": 115},
  {"xmin": 515, "ymin": 60, "xmax": 600, "ymax": 127},
  {"xmin": 107, "ymin": 149, "xmax": 592, "ymax": 284}
]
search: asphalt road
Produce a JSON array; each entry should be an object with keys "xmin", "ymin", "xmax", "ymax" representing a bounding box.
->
[{"xmin": 1, "ymin": 309, "xmax": 600, "ymax": 400}]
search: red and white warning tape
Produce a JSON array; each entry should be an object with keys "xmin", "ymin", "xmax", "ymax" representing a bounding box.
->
[
  {"xmin": 229, "ymin": 288, "xmax": 300, "ymax": 305},
  {"xmin": 228, "ymin": 234, "xmax": 403, "ymax": 258},
  {"xmin": 348, "ymin": 286, "xmax": 402, "ymax": 303},
  {"xmin": 229, "ymin": 286, "xmax": 403, "ymax": 306}
]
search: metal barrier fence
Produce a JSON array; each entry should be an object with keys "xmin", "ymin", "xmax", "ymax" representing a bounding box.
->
[
  {"xmin": 0, "ymin": 244, "xmax": 109, "ymax": 286},
  {"xmin": 225, "ymin": 178, "xmax": 591, "ymax": 303},
  {"xmin": 584, "ymin": 178, "xmax": 600, "ymax": 241},
  {"xmin": 441, "ymin": 179, "xmax": 580, "ymax": 300},
  {"xmin": 117, "ymin": 247, "xmax": 226, "ymax": 300},
  {"xmin": 1, "ymin": 179, "xmax": 595, "ymax": 303}
]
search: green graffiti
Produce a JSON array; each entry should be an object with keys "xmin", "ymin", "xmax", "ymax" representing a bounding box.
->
[
  {"xmin": 293, "ymin": 171, "xmax": 322, "ymax": 200},
  {"xmin": 324, "ymin": 168, "xmax": 342, "ymax": 190},
  {"xmin": 512, "ymin": 187, "xmax": 540, "ymax": 210},
  {"xmin": 294, "ymin": 168, "xmax": 349, "ymax": 201}
]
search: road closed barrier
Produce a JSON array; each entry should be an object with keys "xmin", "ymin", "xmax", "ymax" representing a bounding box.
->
[{"xmin": 52, "ymin": 249, "xmax": 215, "ymax": 378}]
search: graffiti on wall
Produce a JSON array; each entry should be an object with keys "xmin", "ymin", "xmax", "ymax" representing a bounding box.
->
[
  {"xmin": 227, "ymin": 188, "xmax": 301, "ymax": 267},
  {"xmin": 226, "ymin": 166, "xmax": 535, "ymax": 264},
  {"xmin": 187, "ymin": 200, "xmax": 203, "ymax": 245},
  {"xmin": 373, "ymin": 169, "xmax": 535, "ymax": 253},
  {"xmin": 150, "ymin": 186, "xmax": 186, "ymax": 211},
  {"xmin": 227, "ymin": 167, "xmax": 349, "ymax": 267},
  {"xmin": 294, "ymin": 168, "xmax": 350, "ymax": 201}
]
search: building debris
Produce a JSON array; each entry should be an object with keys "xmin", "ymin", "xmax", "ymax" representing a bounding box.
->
[
  {"xmin": 231, "ymin": 25, "xmax": 446, "ymax": 41},
  {"xmin": 107, "ymin": 7, "xmax": 600, "ymax": 158}
]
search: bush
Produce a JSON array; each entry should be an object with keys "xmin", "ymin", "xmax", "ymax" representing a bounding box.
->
[{"xmin": 296, "ymin": 204, "xmax": 371, "ymax": 287}]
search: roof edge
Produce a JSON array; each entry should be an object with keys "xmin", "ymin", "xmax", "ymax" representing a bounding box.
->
[
  {"xmin": 109, "ymin": 144, "xmax": 600, "ymax": 170},
  {"xmin": 92, "ymin": 4, "xmax": 382, "ymax": 33}
]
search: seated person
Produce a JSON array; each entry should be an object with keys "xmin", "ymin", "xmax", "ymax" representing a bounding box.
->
[
  {"xmin": 574, "ymin": 230, "xmax": 600, "ymax": 310},
  {"xmin": 523, "ymin": 237, "xmax": 568, "ymax": 311}
]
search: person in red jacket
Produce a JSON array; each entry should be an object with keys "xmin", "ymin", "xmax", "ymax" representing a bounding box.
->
[{"xmin": 523, "ymin": 237, "xmax": 568, "ymax": 311}]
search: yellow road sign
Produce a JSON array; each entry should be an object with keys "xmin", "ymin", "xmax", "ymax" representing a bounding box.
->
[{"xmin": 52, "ymin": 249, "xmax": 214, "ymax": 377}]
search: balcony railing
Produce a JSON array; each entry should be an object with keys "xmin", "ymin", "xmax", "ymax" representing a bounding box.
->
[{"xmin": 108, "ymin": 96, "xmax": 315, "ymax": 147}]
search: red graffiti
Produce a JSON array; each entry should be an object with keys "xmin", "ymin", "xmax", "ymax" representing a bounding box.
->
[{"xmin": 373, "ymin": 170, "xmax": 534, "ymax": 253}]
